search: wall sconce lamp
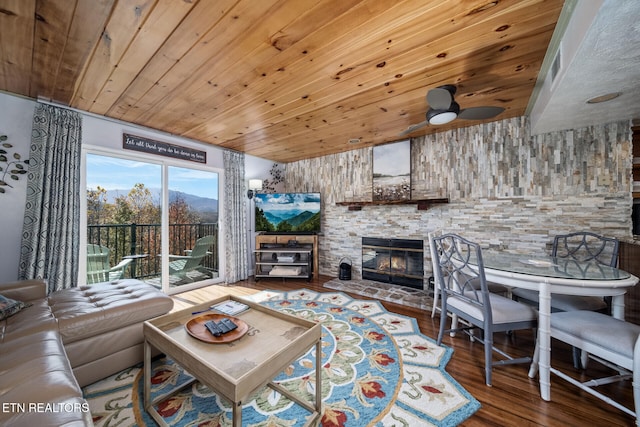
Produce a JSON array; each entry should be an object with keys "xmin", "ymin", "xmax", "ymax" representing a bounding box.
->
[{"xmin": 247, "ymin": 179, "xmax": 263, "ymax": 199}]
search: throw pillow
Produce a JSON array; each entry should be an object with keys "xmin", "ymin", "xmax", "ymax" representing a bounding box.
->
[{"xmin": 0, "ymin": 294, "xmax": 29, "ymax": 320}]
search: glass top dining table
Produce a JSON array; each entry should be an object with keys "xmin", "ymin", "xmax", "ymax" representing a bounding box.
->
[
  {"xmin": 477, "ymin": 250, "xmax": 638, "ymax": 401},
  {"xmin": 480, "ymin": 252, "xmax": 631, "ymax": 281}
]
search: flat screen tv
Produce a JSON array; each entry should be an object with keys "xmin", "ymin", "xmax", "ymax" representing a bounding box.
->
[{"xmin": 254, "ymin": 192, "xmax": 321, "ymax": 233}]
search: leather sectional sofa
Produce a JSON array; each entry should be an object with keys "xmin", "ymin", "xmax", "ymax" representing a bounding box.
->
[{"xmin": 0, "ymin": 278, "xmax": 173, "ymax": 426}]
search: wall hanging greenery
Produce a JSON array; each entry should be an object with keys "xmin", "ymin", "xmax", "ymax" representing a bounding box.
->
[
  {"xmin": 262, "ymin": 163, "xmax": 284, "ymax": 193},
  {"xmin": 0, "ymin": 134, "xmax": 29, "ymax": 194}
]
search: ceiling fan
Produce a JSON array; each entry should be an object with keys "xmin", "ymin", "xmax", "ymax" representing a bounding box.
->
[{"xmin": 400, "ymin": 84, "xmax": 505, "ymax": 136}]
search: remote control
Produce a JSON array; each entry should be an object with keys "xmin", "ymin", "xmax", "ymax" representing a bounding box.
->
[
  {"xmin": 204, "ymin": 320, "xmax": 223, "ymax": 337},
  {"xmin": 218, "ymin": 318, "xmax": 238, "ymax": 333}
]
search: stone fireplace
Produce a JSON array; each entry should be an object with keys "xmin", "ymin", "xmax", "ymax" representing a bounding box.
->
[{"xmin": 361, "ymin": 237, "xmax": 424, "ymax": 289}]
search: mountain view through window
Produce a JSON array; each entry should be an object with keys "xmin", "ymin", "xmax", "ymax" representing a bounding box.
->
[{"xmin": 85, "ymin": 153, "xmax": 220, "ymax": 291}]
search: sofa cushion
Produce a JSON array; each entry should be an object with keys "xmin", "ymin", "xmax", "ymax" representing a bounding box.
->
[
  {"xmin": 0, "ymin": 279, "xmax": 48, "ymax": 302},
  {"xmin": 0, "ymin": 294, "xmax": 30, "ymax": 320},
  {"xmin": 0, "ymin": 299, "xmax": 55, "ymax": 343},
  {"xmin": 0, "ymin": 279, "xmax": 171, "ymax": 427},
  {"xmin": 0, "ymin": 330, "xmax": 90, "ymax": 426},
  {"xmin": 48, "ymin": 279, "xmax": 173, "ymax": 344}
]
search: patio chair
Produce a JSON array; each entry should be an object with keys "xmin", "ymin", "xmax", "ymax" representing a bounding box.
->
[
  {"xmin": 431, "ymin": 233, "xmax": 537, "ymax": 386},
  {"xmin": 529, "ymin": 310, "xmax": 640, "ymax": 423},
  {"xmin": 512, "ymin": 231, "xmax": 619, "ymax": 367},
  {"xmin": 86, "ymin": 244, "xmax": 133, "ymax": 284},
  {"xmin": 168, "ymin": 235, "xmax": 215, "ymax": 281}
]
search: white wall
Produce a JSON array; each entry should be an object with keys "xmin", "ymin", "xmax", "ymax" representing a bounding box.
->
[
  {"xmin": 244, "ymin": 155, "xmax": 282, "ymax": 274},
  {"xmin": 0, "ymin": 91, "xmax": 275, "ymax": 283},
  {"xmin": 82, "ymin": 114, "xmax": 225, "ymax": 169},
  {"xmin": 0, "ymin": 93, "xmax": 36, "ymax": 282}
]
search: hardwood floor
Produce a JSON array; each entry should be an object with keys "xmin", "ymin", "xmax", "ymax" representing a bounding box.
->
[{"xmin": 172, "ymin": 275, "xmax": 635, "ymax": 426}]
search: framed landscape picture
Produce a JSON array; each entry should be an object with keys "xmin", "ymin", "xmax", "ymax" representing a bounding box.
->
[{"xmin": 372, "ymin": 139, "xmax": 411, "ymax": 201}]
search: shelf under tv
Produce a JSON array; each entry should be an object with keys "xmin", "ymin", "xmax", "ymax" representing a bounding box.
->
[
  {"xmin": 259, "ymin": 231, "xmax": 317, "ymax": 235},
  {"xmin": 336, "ymin": 198, "xmax": 449, "ymax": 211},
  {"xmin": 255, "ymin": 234, "xmax": 318, "ymax": 279}
]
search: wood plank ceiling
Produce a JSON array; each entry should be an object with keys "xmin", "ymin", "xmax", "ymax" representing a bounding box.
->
[{"xmin": 0, "ymin": 0, "xmax": 564, "ymax": 163}]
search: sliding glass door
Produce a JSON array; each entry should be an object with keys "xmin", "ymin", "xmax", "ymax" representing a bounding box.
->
[
  {"xmin": 165, "ymin": 166, "xmax": 220, "ymax": 289},
  {"xmin": 84, "ymin": 152, "xmax": 221, "ymax": 293}
]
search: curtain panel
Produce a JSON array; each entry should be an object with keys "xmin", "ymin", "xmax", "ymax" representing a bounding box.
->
[
  {"xmin": 19, "ymin": 104, "xmax": 82, "ymax": 293},
  {"xmin": 223, "ymin": 150, "xmax": 248, "ymax": 283}
]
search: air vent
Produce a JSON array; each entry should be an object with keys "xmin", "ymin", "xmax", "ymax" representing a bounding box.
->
[{"xmin": 550, "ymin": 47, "xmax": 562, "ymax": 84}]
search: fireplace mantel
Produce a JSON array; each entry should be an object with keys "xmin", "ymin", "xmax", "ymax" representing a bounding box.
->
[{"xmin": 336, "ymin": 197, "xmax": 449, "ymax": 211}]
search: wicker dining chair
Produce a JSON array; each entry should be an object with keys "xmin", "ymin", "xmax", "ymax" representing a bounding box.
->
[
  {"xmin": 429, "ymin": 230, "xmax": 508, "ymax": 319},
  {"xmin": 512, "ymin": 231, "xmax": 620, "ymax": 367},
  {"xmin": 513, "ymin": 231, "xmax": 619, "ymax": 312},
  {"xmin": 431, "ymin": 233, "xmax": 537, "ymax": 386}
]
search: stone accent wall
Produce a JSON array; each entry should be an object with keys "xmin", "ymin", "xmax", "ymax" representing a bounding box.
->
[{"xmin": 285, "ymin": 116, "xmax": 633, "ymax": 287}]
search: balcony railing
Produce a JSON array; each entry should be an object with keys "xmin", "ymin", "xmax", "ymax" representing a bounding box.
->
[{"xmin": 87, "ymin": 222, "xmax": 219, "ymax": 280}]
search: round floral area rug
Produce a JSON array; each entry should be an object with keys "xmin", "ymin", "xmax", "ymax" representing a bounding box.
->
[{"xmin": 83, "ymin": 289, "xmax": 480, "ymax": 426}]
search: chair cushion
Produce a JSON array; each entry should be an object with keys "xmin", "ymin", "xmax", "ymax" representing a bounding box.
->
[
  {"xmin": 486, "ymin": 282, "xmax": 509, "ymax": 295},
  {"xmin": 447, "ymin": 293, "xmax": 538, "ymax": 324},
  {"xmin": 551, "ymin": 311, "xmax": 640, "ymax": 359},
  {"xmin": 512, "ymin": 288, "xmax": 608, "ymax": 312}
]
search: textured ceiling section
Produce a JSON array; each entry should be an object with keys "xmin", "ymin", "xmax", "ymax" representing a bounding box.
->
[{"xmin": 530, "ymin": 0, "xmax": 640, "ymax": 135}]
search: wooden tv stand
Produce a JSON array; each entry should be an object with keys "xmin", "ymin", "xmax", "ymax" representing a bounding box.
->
[{"xmin": 255, "ymin": 234, "xmax": 319, "ymax": 278}]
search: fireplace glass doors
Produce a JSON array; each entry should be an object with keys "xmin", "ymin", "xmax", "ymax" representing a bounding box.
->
[{"xmin": 361, "ymin": 237, "xmax": 424, "ymax": 289}]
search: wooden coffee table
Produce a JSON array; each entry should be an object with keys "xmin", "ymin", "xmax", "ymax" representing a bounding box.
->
[{"xmin": 143, "ymin": 295, "xmax": 323, "ymax": 427}]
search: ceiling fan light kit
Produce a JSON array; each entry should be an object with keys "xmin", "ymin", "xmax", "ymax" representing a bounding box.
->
[
  {"xmin": 427, "ymin": 101, "xmax": 460, "ymax": 125},
  {"xmin": 403, "ymin": 84, "xmax": 505, "ymax": 134}
]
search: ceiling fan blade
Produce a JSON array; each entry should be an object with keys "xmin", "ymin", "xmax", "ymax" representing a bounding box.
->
[
  {"xmin": 426, "ymin": 87, "xmax": 453, "ymax": 110},
  {"xmin": 399, "ymin": 120, "xmax": 428, "ymax": 136},
  {"xmin": 458, "ymin": 106, "xmax": 505, "ymax": 120}
]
